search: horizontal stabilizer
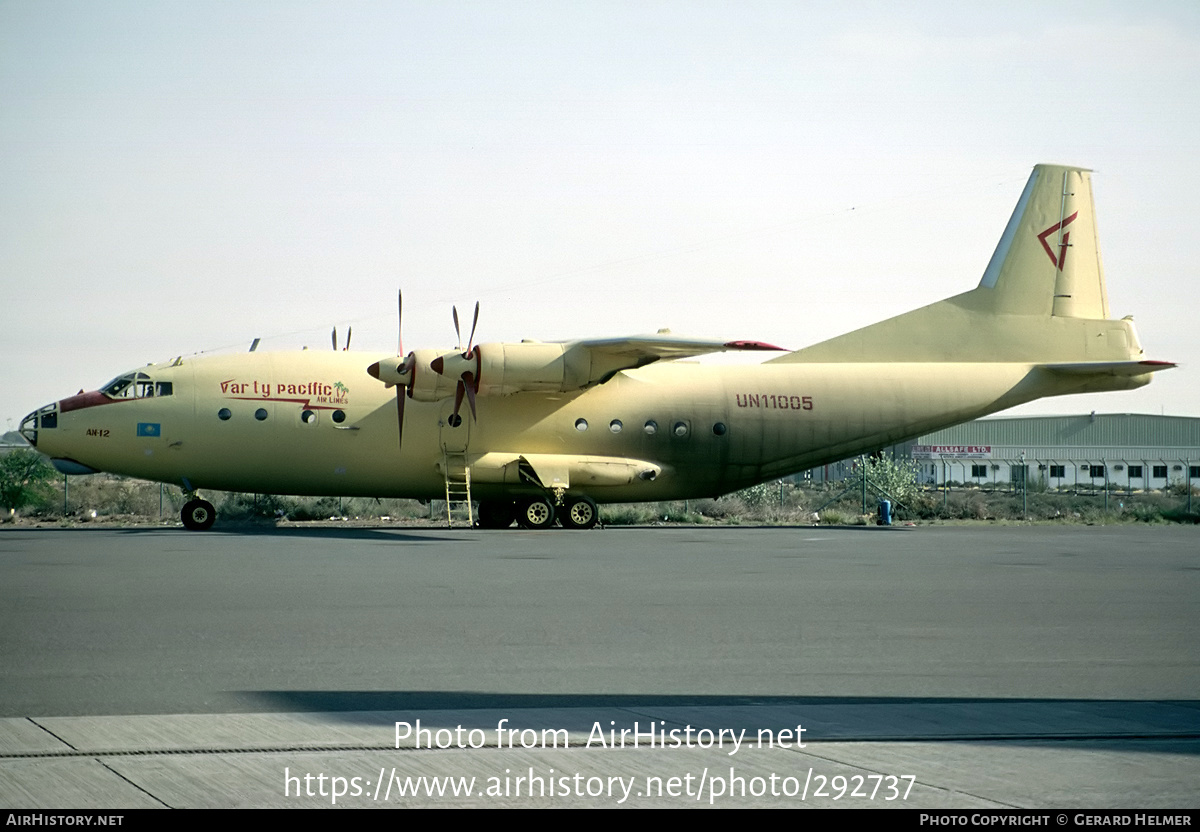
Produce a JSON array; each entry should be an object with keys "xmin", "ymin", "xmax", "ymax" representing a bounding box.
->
[{"xmin": 1040, "ymin": 360, "xmax": 1176, "ymax": 377}]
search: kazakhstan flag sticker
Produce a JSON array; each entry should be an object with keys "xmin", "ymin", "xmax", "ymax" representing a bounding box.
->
[{"xmin": 136, "ymin": 422, "xmax": 161, "ymax": 437}]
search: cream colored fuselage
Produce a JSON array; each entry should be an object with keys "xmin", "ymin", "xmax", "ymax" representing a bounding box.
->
[{"xmin": 32, "ymin": 348, "xmax": 1146, "ymax": 503}]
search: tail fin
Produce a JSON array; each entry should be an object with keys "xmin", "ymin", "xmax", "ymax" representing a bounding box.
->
[
  {"xmin": 979, "ymin": 165, "xmax": 1107, "ymax": 318},
  {"xmin": 772, "ymin": 164, "xmax": 1149, "ymax": 365}
]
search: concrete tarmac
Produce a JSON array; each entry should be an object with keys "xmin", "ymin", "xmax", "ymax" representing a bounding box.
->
[{"xmin": 1, "ymin": 524, "xmax": 1197, "ymax": 808}]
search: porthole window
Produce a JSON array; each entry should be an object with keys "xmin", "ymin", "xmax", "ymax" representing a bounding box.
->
[
  {"xmin": 712, "ymin": 422, "xmax": 727, "ymax": 436},
  {"xmin": 332, "ymin": 410, "xmax": 346, "ymax": 423},
  {"xmin": 609, "ymin": 419, "xmax": 623, "ymax": 434},
  {"xmin": 575, "ymin": 418, "xmax": 588, "ymax": 432},
  {"xmin": 301, "ymin": 409, "xmax": 317, "ymax": 424},
  {"xmin": 673, "ymin": 421, "xmax": 689, "ymax": 437},
  {"xmin": 218, "ymin": 408, "xmax": 231, "ymax": 421},
  {"xmin": 644, "ymin": 420, "xmax": 658, "ymax": 435},
  {"xmin": 255, "ymin": 408, "xmax": 268, "ymax": 421}
]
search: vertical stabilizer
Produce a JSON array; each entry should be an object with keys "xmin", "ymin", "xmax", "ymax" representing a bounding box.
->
[
  {"xmin": 978, "ymin": 165, "xmax": 1109, "ymax": 318},
  {"xmin": 770, "ymin": 163, "xmax": 1148, "ymax": 365}
]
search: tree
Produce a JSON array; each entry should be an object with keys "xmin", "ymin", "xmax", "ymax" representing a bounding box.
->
[
  {"xmin": 0, "ymin": 449, "xmax": 57, "ymax": 514},
  {"xmin": 857, "ymin": 454, "xmax": 920, "ymax": 506}
]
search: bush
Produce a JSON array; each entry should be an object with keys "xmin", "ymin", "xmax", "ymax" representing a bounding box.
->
[{"xmin": 0, "ymin": 450, "xmax": 57, "ymax": 514}]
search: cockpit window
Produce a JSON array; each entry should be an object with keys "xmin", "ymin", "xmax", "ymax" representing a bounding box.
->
[{"xmin": 101, "ymin": 372, "xmax": 172, "ymax": 400}]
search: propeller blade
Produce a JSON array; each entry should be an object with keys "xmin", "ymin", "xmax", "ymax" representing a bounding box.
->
[
  {"xmin": 395, "ymin": 388, "xmax": 406, "ymax": 453},
  {"xmin": 331, "ymin": 326, "xmax": 337, "ymax": 351},
  {"xmin": 397, "ymin": 290, "xmax": 403, "ymax": 356},
  {"xmin": 462, "ymin": 372, "xmax": 478, "ymax": 421},
  {"xmin": 466, "ymin": 301, "xmax": 480, "ymax": 353},
  {"xmin": 452, "ymin": 305, "xmax": 462, "ymax": 350},
  {"xmin": 453, "ymin": 378, "xmax": 465, "ymax": 419},
  {"xmin": 344, "ymin": 326, "xmax": 352, "ymax": 351}
]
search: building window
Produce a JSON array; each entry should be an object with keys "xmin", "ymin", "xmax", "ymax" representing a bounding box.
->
[
  {"xmin": 1191, "ymin": 466, "xmax": 1200, "ymax": 479},
  {"xmin": 1088, "ymin": 465, "xmax": 1105, "ymax": 478},
  {"xmin": 1049, "ymin": 465, "xmax": 1065, "ymax": 478},
  {"xmin": 1128, "ymin": 465, "xmax": 1143, "ymax": 478},
  {"xmin": 1011, "ymin": 464, "xmax": 1027, "ymax": 484},
  {"xmin": 971, "ymin": 464, "xmax": 987, "ymax": 478},
  {"xmin": 1153, "ymin": 465, "xmax": 1168, "ymax": 479}
]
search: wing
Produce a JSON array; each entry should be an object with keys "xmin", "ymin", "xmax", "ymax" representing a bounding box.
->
[{"xmin": 562, "ymin": 333, "xmax": 787, "ymax": 382}]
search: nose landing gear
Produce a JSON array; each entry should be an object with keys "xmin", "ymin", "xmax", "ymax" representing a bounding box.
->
[{"xmin": 181, "ymin": 498, "xmax": 217, "ymax": 531}]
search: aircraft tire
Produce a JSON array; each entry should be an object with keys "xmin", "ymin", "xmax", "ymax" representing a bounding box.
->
[
  {"xmin": 516, "ymin": 496, "xmax": 555, "ymax": 530},
  {"xmin": 561, "ymin": 496, "xmax": 599, "ymax": 530},
  {"xmin": 477, "ymin": 500, "xmax": 515, "ymax": 529},
  {"xmin": 181, "ymin": 499, "xmax": 217, "ymax": 531}
]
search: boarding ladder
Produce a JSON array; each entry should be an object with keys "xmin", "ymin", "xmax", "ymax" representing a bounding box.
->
[{"xmin": 441, "ymin": 452, "xmax": 474, "ymax": 528}]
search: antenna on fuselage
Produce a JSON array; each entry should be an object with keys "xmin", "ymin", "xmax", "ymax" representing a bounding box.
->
[{"xmin": 249, "ymin": 338, "xmax": 260, "ymax": 352}]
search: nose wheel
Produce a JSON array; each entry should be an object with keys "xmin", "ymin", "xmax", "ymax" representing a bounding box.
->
[{"xmin": 181, "ymin": 498, "xmax": 217, "ymax": 531}]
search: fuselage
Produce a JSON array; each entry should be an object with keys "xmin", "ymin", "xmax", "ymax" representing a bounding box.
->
[{"xmin": 20, "ymin": 348, "xmax": 1144, "ymax": 503}]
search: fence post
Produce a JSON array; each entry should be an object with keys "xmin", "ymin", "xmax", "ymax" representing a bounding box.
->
[{"xmin": 861, "ymin": 455, "xmax": 867, "ymax": 515}]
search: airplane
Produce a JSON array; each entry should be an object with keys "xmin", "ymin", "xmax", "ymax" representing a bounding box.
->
[{"xmin": 19, "ymin": 164, "xmax": 1174, "ymax": 531}]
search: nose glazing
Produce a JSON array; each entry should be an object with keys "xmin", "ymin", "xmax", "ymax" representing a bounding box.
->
[{"xmin": 19, "ymin": 404, "xmax": 58, "ymax": 447}]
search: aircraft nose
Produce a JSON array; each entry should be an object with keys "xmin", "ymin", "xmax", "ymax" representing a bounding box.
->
[{"xmin": 18, "ymin": 406, "xmax": 54, "ymax": 448}]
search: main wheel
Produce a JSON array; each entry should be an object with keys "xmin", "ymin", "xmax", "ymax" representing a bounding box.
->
[
  {"xmin": 562, "ymin": 496, "xmax": 599, "ymax": 530},
  {"xmin": 516, "ymin": 496, "xmax": 555, "ymax": 530},
  {"xmin": 477, "ymin": 500, "xmax": 515, "ymax": 529},
  {"xmin": 181, "ymin": 498, "xmax": 216, "ymax": 531}
]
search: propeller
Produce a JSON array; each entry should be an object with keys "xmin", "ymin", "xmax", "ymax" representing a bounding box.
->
[
  {"xmin": 363, "ymin": 290, "xmax": 413, "ymax": 452},
  {"xmin": 331, "ymin": 325, "xmax": 353, "ymax": 351},
  {"xmin": 434, "ymin": 302, "xmax": 481, "ymax": 425}
]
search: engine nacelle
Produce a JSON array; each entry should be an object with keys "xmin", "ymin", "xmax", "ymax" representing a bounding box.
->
[
  {"xmin": 408, "ymin": 348, "xmax": 462, "ymax": 402},
  {"xmin": 474, "ymin": 342, "xmax": 592, "ymax": 396},
  {"xmin": 369, "ymin": 341, "xmax": 606, "ymax": 402}
]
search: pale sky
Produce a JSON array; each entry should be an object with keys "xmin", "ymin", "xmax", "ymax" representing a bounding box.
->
[{"xmin": 3, "ymin": 0, "xmax": 1198, "ymax": 433}]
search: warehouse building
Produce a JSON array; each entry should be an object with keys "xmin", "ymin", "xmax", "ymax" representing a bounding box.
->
[{"xmin": 906, "ymin": 413, "xmax": 1200, "ymax": 490}]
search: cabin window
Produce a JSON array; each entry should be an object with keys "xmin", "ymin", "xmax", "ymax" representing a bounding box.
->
[
  {"xmin": 218, "ymin": 408, "xmax": 232, "ymax": 421},
  {"xmin": 255, "ymin": 408, "xmax": 269, "ymax": 421},
  {"xmin": 672, "ymin": 421, "xmax": 689, "ymax": 437},
  {"xmin": 301, "ymin": 410, "xmax": 317, "ymax": 425},
  {"xmin": 609, "ymin": 420, "xmax": 622, "ymax": 434},
  {"xmin": 574, "ymin": 418, "xmax": 588, "ymax": 432},
  {"xmin": 332, "ymin": 410, "xmax": 346, "ymax": 423},
  {"xmin": 643, "ymin": 420, "xmax": 658, "ymax": 436},
  {"xmin": 712, "ymin": 422, "xmax": 726, "ymax": 436}
]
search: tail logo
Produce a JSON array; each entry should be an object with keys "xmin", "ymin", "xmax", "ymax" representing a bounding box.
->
[{"xmin": 1037, "ymin": 211, "xmax": 1079, "ymax": 270}]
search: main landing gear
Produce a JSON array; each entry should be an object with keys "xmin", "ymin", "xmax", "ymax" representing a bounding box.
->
[
  {"xmin": 181, "ymin": 498, "xmax": 217, "ymax": 531},
  {"xmin": 476, "ymin": 495, "xmax": 600, "ymax": 530}
]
